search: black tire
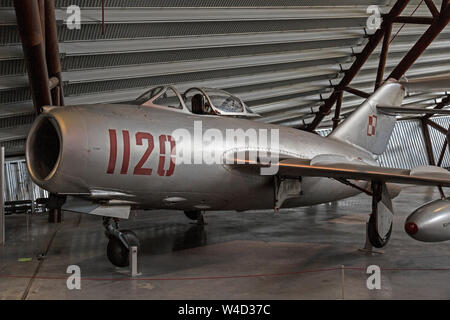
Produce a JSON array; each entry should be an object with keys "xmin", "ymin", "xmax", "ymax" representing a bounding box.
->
[
  {"xmin": 106, "ymin": 230, "xmax": 140, "ymax": 267},
  {"xmin": 368, "ymin": 213, "xmax": 392, "ymax": 248},
  {"xmin": 184, "ymin": 210, "xmax": 201, "ymax": 221}
]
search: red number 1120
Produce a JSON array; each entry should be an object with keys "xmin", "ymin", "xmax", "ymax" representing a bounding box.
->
[{"xmin": 106, "ymin": 129, "xmax": 176, "ymax": 176}]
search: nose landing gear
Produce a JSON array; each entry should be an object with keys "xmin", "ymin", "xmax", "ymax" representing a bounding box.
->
[{"xmin": 103, "ymin": 217, "xmax": 140, "ymax": 267}]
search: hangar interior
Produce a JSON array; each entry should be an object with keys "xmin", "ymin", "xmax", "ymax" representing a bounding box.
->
[{"xmin": 0, "ymin": 0, "xmax": 450, "ymax": 299}]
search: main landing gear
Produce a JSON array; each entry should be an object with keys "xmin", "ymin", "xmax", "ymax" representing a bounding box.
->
[
  {"xmin": 367, "ymin": 181, "xmax": 393, "ymax": 248},
  {"xmin": 338, "ymin": 179, "xmax": 394, "ymax": 249},
  {"xmin": 103, "ymin": 217, "xmax": 140, "ymax": 267}
]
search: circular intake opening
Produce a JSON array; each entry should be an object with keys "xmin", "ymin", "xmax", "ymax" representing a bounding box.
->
[{"xmin": 27, "ymin": 116, "xmax": 61, "ymax": 181}]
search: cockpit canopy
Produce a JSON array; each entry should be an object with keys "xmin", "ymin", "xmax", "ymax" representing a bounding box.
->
[{"xmin": 135, "ymin": 85, "xmax": 259, "ymax": 118}]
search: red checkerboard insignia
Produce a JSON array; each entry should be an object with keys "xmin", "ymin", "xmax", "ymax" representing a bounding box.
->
[{"xmin": 367, "ymin": 115, "xmax": 377, "ymax": 136}]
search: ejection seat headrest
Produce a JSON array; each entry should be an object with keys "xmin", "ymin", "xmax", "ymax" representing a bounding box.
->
[{"xmin": 191, "ymin": 94, "xmax": 205, "ymax": 115}]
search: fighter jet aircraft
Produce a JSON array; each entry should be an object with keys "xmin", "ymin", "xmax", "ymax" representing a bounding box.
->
[{"xmin": 25, "ymin": 76, "xmax": 450, "ymax": 267}]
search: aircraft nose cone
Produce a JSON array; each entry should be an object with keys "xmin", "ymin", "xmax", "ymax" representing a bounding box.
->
[{"xmin": 405, "ymin": 222, "xmax": 418, "ymax": 235}]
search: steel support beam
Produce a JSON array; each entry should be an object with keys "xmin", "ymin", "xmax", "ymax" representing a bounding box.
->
[
  {"xmin": 425, "ymin": 0, "xmax": 439, "ymax": 17},
  {"xmin": 375, "ymin": 22, "xmax": 392, "ymax": 89},
  {"xmin": 344, "ymin": 86, "xmax": 371, "ymax": 98},
  {"xmin": 442, "ymin": 0, "xmax": 450, "ymax": 13},
  {"xmin": 421, "ymin": 119, "xmax": 436, "ymax": 166},
  {"xmin": 15, "ymin": 0, "xmax": 64, "ymax": 223},
  {"xmin": 306, "ymin": 0, "xmax": 410, "ymax": 131},
  {"xmin": 424, "ymin": 95, "xmax": 450, "ymax": 120},
  {"xmin": 388, "ymin": 3, "xmax": 450, "ymax": 80},
  {"xmin": 38, "ymin": 0, "xmax": 45, "ymax": 44},
  {"xmin": 437, "ymin": 139, "xmax": 447, "ymax": 167},
  {"xmin": 45, "ymin": 0, "xmax": 64, "ymax": 106},
  {"xmin": 102, "ymin": 0, "xmax": 105, "ymax": 35},
  {"xmin": 392, "ymin": 16, "xmax": 434, "ymax": 24},
  {"xmin": 332, "ymin": 91, "xmax": 343, "ymax": 130},
  {"xmin": 447, "ymin": 128, "xmax": 450, "ymax": 164},
  {"xmin": 425, "ymin": 118, "xmax": 447, "ymax": 135},
  {"xmin": 423, "ymin": 120, "xmax": 450, "ymax": 168},
  {"xmin": 436, "ymin": 95, "xmax": 450, "ymax": 110},
  {"xmin": 14, "ymin": 0, "xmax": 52, "ymax": 115},
  {"xmin": 45, "ymin": 0, "xmax": 65, "ymax": 222}
]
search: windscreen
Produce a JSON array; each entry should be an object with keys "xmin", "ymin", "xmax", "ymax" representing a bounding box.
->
[
  {"xmin": 152, "ymin": 87, "xmax": 183, "ymax": 109},
  {"xmin": 135, "ymin": 86, "xmax": 164, "ymax": 105},
  {"xmin": 207, "ymin": 91, "xmax": 244, "ymax": 113}
]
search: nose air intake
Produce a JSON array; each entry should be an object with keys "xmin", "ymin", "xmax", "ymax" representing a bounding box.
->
[{"xmin": 26, "ymin": 115, "xmax": 62, "ymax": 182}]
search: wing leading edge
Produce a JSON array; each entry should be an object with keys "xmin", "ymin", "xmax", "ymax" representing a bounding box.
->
[{"xmin": 233, "ymin": 158, "xmax": 450, "ymax": 187}]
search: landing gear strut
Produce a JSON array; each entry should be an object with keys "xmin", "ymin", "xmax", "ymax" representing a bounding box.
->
[
  {"xmin": 46, "ymin": 194, "xmax": 66, "ymax": 223},
  {"xmin": 367, "ymin": 181, "xmax": 393, "ymax": 248},
  {"xmin": 337, "ymin": 179, "xmax": 394, "ymax": 249},
  {"xmin": 103, "ymin": 217, "xmax": 140, "ymax": 267}
]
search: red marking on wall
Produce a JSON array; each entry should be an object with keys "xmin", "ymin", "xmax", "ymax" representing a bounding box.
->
[{"xmin": 367, "ymin": 115, "xmax": 377, "ymax": 136}]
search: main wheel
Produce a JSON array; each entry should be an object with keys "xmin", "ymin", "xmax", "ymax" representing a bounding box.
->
[
  {"xmin": 106, "ymin": 230, "xmax": 140, "ymax": 267},
  {"xmin": 368, "ymin": 213, "xmax": 392, "ymax": 248},
  {"xmin": 184, "ymin": 210, "xmax": 201, "ymax": 221}
]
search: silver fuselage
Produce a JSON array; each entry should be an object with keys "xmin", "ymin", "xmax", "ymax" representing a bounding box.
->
[{"xmin": 27, "ymin": 104, "xmax": 377, "ymax": 211}]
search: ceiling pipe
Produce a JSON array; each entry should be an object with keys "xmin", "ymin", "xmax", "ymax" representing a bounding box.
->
[{"xmin": 14, "ymin": 0, "xmax": 52, "ymax": 115}]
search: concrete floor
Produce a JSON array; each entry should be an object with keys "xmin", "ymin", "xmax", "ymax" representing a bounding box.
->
[{"xmin": 0, "ymin": 185, "xmax": 449, "ymax": 300}]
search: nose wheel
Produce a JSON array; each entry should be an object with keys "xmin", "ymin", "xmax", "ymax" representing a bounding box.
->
[{"xmin": 103, "ymin": 218, "xmax": 140, "ymax": 267}]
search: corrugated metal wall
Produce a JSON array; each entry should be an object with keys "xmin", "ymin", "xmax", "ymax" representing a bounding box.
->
[
  {"xmin": 378, "ymin": 120, "xmax": 431, "ymax": 168},
  {"xmin": 318, "ymin": 116, "xmax": 450, "ymax": 169},
  {"xmin": 4, "ymin": 159, "xmax": 48, "ymax": 202}
]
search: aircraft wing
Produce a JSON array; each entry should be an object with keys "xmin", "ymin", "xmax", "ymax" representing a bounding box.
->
[{"xmin": 233, "ymin": 158, "xmax": 450, "ymax": 187}]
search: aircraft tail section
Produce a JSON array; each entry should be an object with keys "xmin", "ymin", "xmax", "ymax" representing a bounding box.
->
[{"xmin": 329, "ymin": 79, "xmax": 405, "ymax": 155}]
